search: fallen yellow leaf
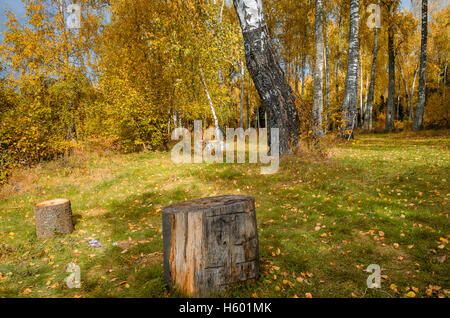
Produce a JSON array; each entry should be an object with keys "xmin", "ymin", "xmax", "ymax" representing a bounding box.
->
[
  {"xmin": 22, "ymin": 288, "xmax": 32, "ymax": 295},
  {"xmin": 405, "ymin": 291, "xmax": 416, "ymax": 298}
]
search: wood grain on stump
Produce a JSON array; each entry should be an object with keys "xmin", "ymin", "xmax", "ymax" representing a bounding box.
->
[
  {"xmin": 34, "ymin": 198, "xmax": 74, "ymax": 239},
  {"xmin": 162, "ymin": 195, "xmax": 259, "ymax": 297}
]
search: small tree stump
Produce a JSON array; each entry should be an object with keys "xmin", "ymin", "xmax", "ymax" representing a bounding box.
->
[
  {"xmin": 162, "ymin": 195, "xmax": 259, "ymax": 297},
  {"xmin": 34, "ymin": 199, "xmax": 74, "ymax": 239}
]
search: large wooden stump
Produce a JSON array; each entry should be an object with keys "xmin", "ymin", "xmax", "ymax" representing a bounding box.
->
[
  {"xmin": 162, "ymin": 195, "xmax": 259, "ymax": 297},
  {"xmin": 34, "ymin": 199, "xmax": 74, "ymax": 239}
]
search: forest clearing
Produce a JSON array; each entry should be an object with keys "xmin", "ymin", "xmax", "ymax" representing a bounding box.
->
[
  {"xmin": 0, "ymin": 0, "xmax": 449, "ymax": 301},
  {"xmin": 0, "ymin": 132, "xmax": 448, "ymax": 298}
]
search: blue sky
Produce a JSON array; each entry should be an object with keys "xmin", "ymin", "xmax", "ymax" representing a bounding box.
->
[
  {"xmin": 0, "ymin": 0, "xmax": 445, "ymax": 40},
  {"xmin": 0, "ymin": 0, "xmax": 416, "ymax": 29},
  {"xmin": 0, "ymin": 0, "xmax": 26, "ymax": 27}
]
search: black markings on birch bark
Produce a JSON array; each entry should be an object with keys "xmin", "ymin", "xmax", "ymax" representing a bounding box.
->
[{"xmin": 233, "ymin": 0, "xmax": 300, "ymax": 154}]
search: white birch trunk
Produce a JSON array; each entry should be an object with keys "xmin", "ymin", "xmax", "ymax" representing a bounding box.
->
[
  {"xmin": 410, "ymin": 64, "xmax": 419, "ymax": 121},
  {"xmin": 413, "ymin": 0, "xmax": 428, "ymax": 131},
  {"xmin": 340, "ymin": 0, "xmax": 360, "ymax": 138},
  {"xmin": 313, "ymin": 0, "xmax": 325, "ymax": 137},
  {"xmin": 364, "ymin": 27, "xmax": 379, "ymax": 131},
  {"xmin": 240, "ymin": 62, "xmax": 245, "ymax": 130},
  {"xmin": 200, "ymin": 67, "xmax": 224, "ymax": 150},
  {"xmin": 324, "ymin": 14, "xmax": 331, "ymax": 128}
]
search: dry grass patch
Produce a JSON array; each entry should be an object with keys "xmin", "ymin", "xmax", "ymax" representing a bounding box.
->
[{"xmin": 83, "ymin": 208, "xmax": 108, "ymax": 217}]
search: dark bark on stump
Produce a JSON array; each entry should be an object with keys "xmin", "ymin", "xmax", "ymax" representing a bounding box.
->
[
  {"xmin": 34, "ymin": 198, "xmax": 74, "ymax": 239},
  {"xmin": 162, "ymin": 195, "xmax": 259, "ymax": 297}
]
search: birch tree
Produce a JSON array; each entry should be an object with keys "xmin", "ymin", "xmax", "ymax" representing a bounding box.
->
[
  {"xmin": 232, "ymin": 0, "xmax": 300, "ymax": 154},
  {"xmin": 386, "ymin": 23, "xmax": 396, "ymax": 131},
  {"xmin": 410, "ymin": 64, "xmax": 419, "ymax": 120},
  {"xmin": 313, "ymin": 0, "xmax": 325, "ymax": 137},
  {"xmin": 335, "ymin": 7, "xmax": 343, "ymax": 104},
  {"xmin": 340, "ymin": 0, "xmax": 360, "ymax": 139},
  {"xmin": 364, "ymin": 27, "xmax": 379, "ymax": 131},
  {"xmin": 240, "ymin": 62, "xmax": 245, "ymax": 130},
  {"xmin": 413, "ymin": 0, "xmax": 429, "ymax": 131},
  {"xmin": 381, "ymin": 0, "xmax": 400, "ymax": 132},
  {"xmin": 324, "ymin": 12, "xmax": 331, "ymax": 128},
  {"xmin": 200, "ymin": 67, "xmax": 223, "ymax": 150}
]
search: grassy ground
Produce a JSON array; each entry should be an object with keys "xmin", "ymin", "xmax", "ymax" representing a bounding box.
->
[{"xmin": 0, "ymin": 131, "xmax": 449, "ymax": 298}]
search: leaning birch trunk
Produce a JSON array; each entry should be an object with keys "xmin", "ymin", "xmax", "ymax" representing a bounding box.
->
[
  {"xmin": 232, "ymin": 0, "xmax": 300, "ymax": 154},
  {"xmin": 340, "ymin": 0, "xmax": 360, "ymax": 139},
  {"xmin": 200, "ymin": 67, "xmax": 224, "ymax": 150},
  {"xmin": 219, "ymin": 0, "xmax": 225, "ymax": 24},
  {"xmin": 413, "ymin": 0, "xmax": 429, "ymax": 131},
  {"xmin": 400, "ymin": 64, "xmax": 410, "ymax": 119},
  {"xmin": 34, "ymin": 199, "xmax": 74, "ymax": 239},
  {"xmin": 163, "ymin": 196, "xmax": 259, "ymax": 297},
  {"xmin": 410, "ymin": 65, "xmax": 419, "ymax": 121},
  {"xmin": 312, "ymin": 0, "xmax": 324, "ymax": 137}
]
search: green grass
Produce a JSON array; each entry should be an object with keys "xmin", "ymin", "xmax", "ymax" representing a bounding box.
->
[{"xmin": 0, "ymin": 131, "xmax": 449, "ymax": 298}]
